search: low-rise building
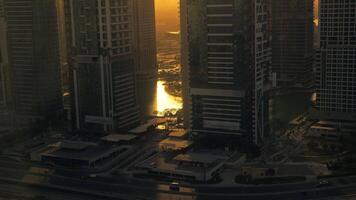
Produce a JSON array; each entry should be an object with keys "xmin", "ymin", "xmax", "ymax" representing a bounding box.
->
[
  {"xmin": 309, "ymin": 125, "xmax": 339, "ymax": 141},
  {"xmin": 32, "ymin": 140, "xmax": 130, "ymax": 170},
  {"xmin": 308, "ymin": 120, "xmax": 356, "ymax": 141},
  {"xmin": 158, "ymin": 138, "xmax": 193, "ymax": 152},
  {"xmin": 168, "ymin": 129, "xmax": 188, "ymax": 139},
  {"xmin": 101, "ymin": 134, "xmax": 139, "ymax": 145},
  {"xmin": 137, "ymin": 151, "xmax": 228, "ymax": 182},
  {"xmin": 129, "ymin": 118, "xmax": 167, "ymax": 134}
]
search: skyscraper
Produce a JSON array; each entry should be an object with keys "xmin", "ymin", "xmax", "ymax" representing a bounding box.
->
[
  {"xmin": 182, "ymin": 0, "xmax": 271, "ymax": 145},
  {"xmin": 0, "ymin": 63, "xmax": 4, "ymax": 109},
  {"xmin": 65, "ymin": 0, "xmax": 140, "ymax": 132},
  {"xmin": 56, "ymin": 0, "xmax": 72, "ymax": 125},
  {"xmin": 271, "ymin": 0, "xmax": 314, "ymax": 89},
  {"xmin": 0, "ymin": 0, "xmax": 7, "ymax": 109},
  {"xmin": 0, "ymin": 51, "xmax": 6, "ymax": 111},
  {"xmin": 253, "ymin": 0, "xmax": 272, "ymax": 143},
  {"xmin": 56, "ymin": 0, "xmax": 69, "ymax": 91},
  {"xmin": 180, "ymin": 0, "xmax": 190, "ymax": 128},
  {"xmin": 133, "ymin": 0, "xmax": 157, "ymax": 119},
  {"xmin": 312, "ymin": 0, "xmax": 356, "ymax": 130},
  {"xmin": 0, "ymin": 0, "xmax": 62, "ymax": 126}
]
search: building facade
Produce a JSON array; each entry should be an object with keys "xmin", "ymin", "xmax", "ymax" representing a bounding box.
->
[
  {"xmin": 182, "ymin": 0, "xmax": 271, "ymax": 145},
  {"xmin": 65, "ymin": 0, "xmax": 140, "ymax": 132},
  {"xmin": 271, "ymin": 0, "xmax": 314, "ymax": 89},
  {"xmin": 0, "ymin": 0, "xmax": 7, "ymax": 110},
  {"xmin": 180, "ymin": 0, "xmax": 190, "ymax": 128},
  {"xmin": 253, "ymin": 0, "xmax": 272, "ymax": 143},
  {"xmin": 312, "ymin": 0, "xmax": 356, "ymax": 130},
  {"xmin": 56, "ymin": 0, "xmax": 69, "ymax": 92},
  {"xmin": 133, "ymin": 0, "xmax": 157, "ymax": 119},
  {"xmin": 0, "ymin": 0, "xmax": 62, "ymax": 125}
]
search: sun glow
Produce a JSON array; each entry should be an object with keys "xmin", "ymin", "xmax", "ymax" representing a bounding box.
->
[{"xmin": 155, "ymin": 0, "xmax": 180, "ymax": 32}]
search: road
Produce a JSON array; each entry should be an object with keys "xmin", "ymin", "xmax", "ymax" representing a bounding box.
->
[
  {"xmin": 0, "ymin": 182, "xmax": 111, "ymax": 200},
  {"xmin": 1, "ymin": 159, "xmax": 356, "ymax": 200}
]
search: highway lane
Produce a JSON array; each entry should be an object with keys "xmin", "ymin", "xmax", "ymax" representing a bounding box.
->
[
  {"xmin": 0, "ymin": 159, "xmax": 349, "ymax": 193},
  {"xmin": 2, "ymin": 159, "xmax": 356, "ymax": 200},
  {"xmin": 0, "ymin": 182, "xmax": 115, "ymax": 200},
  {"xmin": 317, "ymin": 193, "xmax": 356, "ymax": 200},
  {"xmin": 0, "ymin": 162, "xmax": 195, "ymax": 200},
  {"xmin": 2, "ymin": 176, "xmax": 356, "ymax": 200}
]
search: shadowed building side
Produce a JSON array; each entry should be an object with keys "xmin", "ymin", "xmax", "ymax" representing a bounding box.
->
[
  {"xmin": 64, "ymin": 0, "xmax": 140, "ymax": 133},
  {"xmin": 133, "ymin": 0, "xmax": 157, "ymax": 120},
  {"xmin": 0, "ymin": 0, "xmax": 7, "ymax": 110},
  {"xmin": 180, "ymin": 0, "xmax": 190, "ymax": 128},
  {"xmin": 271, "ymin": 0, "xmax": 314, "ymax": 89},
  {"xmin": 0, "ymin": 0, "xmax": 62, "ymax": 127},
  {"xmin": 183, "ymin": 0, "xmax": 271, "ymax": 146}
]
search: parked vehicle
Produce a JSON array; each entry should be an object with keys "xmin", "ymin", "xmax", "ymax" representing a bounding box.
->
[{"xmin": 169, "ymin": 182, "xmax": 180, "ymax": 191}]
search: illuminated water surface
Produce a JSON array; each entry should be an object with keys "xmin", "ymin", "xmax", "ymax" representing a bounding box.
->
[
  {"xmin": 156, "ymin": 80, "xmax": 182, "ymax": 115},
  {"xmin": 155, "ymin": 0, "xmax": 182, "ymax": 116}
]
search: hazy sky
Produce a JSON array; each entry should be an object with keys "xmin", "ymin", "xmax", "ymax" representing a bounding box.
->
[
  {"xmin": 155, "ymin": 0, "xmax": 319, "ymax": 31},
  {"xmin": 155, "ymin": 0, "xmax": 180, "ymax": 32}
]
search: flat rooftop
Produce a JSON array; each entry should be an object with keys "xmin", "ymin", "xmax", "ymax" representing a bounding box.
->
[
  {"xmin": 41, "ymin": 142, "xmax": 128, "ymax": 162},
  {"xmin": 168, "ymin": 129, "xmax": 187, "ymax": 138},
  {"xmin": 159, "ymin": 138, "xmax": 193, "ymax": 150},
  {"xmin": 174, "ymin": 152, "xmax": 227, "ymax": 164},
  {"xmin": 310, "ymin": 125, "xmax": 336, "ymax": 131},
  {"xmin": 129, "ymin": 125, "xmax": 149, "ymax": 134},
  {"xmin": 137, "ymin": 151, "xmax": 227, "ymax": 177},
  {"xmin": 49, "ymin": 140, "xmax": 97, "ymax": 150},
  {"xmin": 129, "ymin": 118, "xmax": 167, "ymax": 134},
  {"xmin": 101, "ymin": 134, "xmax": 138, "ymax": 142}
]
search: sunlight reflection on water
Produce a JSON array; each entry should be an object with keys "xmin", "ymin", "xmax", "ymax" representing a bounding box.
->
[{"xmin": 156, "ymin": 80, "xmax": 182, "ymax": 115}]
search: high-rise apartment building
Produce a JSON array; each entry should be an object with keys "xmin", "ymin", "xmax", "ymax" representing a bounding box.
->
[
  {"xmin": 312, "ymin": 0, "xmax": 356, "ymax": 130},
  {"xmin": 0, "ymin": 64, "xmax": 4, "ymax": 109},
  {"xmin": 56, "ymin": 0, "xmax": 69, "ymax": 90},
  {"xmin": 0, "ymin": 1, "xmax": 8, "ymax": 126},
  {"xmin": 0, "ymin": 0, "xmax": 62, "ymax": 125},
  {"xmin": 133, "ymin": 0, "xmax": 157, "ymax": 119},
  {"xmin": 180, "ymin": 0, "xmax": 190, "ymax": 128},
  {"xmin": 271, "ymin": 0, "xmax": 314, "ymax": 88},
  {"xmin": 65, "ymin": 0, "xmax": 140, "ymax": 132},
  {"xmin": 254, "ymin": 0, "xmax": 272, "ymax": 143},
  {"xmin": 0, "ymin": 0, "xmax": 7, "ymax": 109},
  {"xmin": 182, "ymin": 0, "xmax": 271, "ymax": 145}
]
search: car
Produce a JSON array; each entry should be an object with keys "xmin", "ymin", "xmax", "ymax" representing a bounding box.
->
[
  {"xmin": 169, "ymin": 182, "xmax": 180, "ymax": 191},
  {"xmin": 317, "ymin": 180, "xmax": 330, "ymax": 187},
  {"xmin": 89, "ymin": 174, "xmax": 97, "ymax": 178}
]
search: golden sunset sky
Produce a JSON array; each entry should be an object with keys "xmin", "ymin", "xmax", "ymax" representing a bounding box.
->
[
  {"xmin": 154, "ymin": 0, "xmax": 319, "ymax": 31},
  {"xmin": 155, "ymin": 0, "xmax": 180, "ymax": 32}
]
